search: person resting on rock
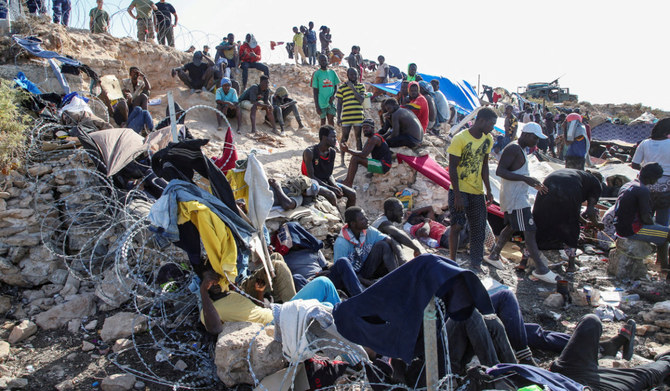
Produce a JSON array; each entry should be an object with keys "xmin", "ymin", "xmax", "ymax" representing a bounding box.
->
[
  {"xmin": 271, "ymin": 86, "xmax": 306, "ymax": 135},
  {"xmin": 370, "ymin": 197, "xmax": 424, "ymax": 257},
  {"xmin": 199, "ymin": 257, "xmax": 341, "ymax": 335},
  {"xmin": 302, "ymin": 125, "xmax": 356, "ymax": 208},
  {"xmin": 238, "ymin": 75, "xmax": 277, "ymax": 134},
  {"xmin": 340, "ymin": 118, "xmax": 392, "ymax": 187},
  {"xmin": 215, "ymin": 77, "xmax": 241, "ymax": 132},
  {"xmin": 98, "ymin": 67, "xmax": 153, "ymax": 133},
  {"xmin": 380, "ymin": 98, "xmax": 423, "ymax": 148},
  {"xmin": 171, "ymin": 51, "xmax": 214, "ymax": 93},
  {"xmin": 268, "ymin": 176, "xmax": 318, "ymax": 211}
]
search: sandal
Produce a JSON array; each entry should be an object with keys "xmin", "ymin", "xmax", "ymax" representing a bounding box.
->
[{"xmin": 620, "ymin": 319, "xmax": 636, "ymax": 360}]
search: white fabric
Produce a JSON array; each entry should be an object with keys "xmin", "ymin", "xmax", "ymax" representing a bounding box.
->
[
  {"xmin": 88, "ymin": 128, "xmax": 145, "ymax": 176},
  {"xmin": 433, "ymin": 90, "xmax": 451, "ymax": 123},
  {"xmin": 632, "ymin": 138, "xmax": 670, "ymax": 175},
  {"xmin": 499, "ymin": 146, "xmax": 532, "ymax": 213},
  {"xmin": 144, "ymin": 125, "xmax": 187, "ymax": 154},
  {"xmin": 245, "ymin": 153, "xmax": 273, "ymax": 229},
  {"xmin": 59, "ymin": 96, "xmax": 93, "ymax": 116},
  {"xmin": 376, "ymin": 62, "xmax": 389, "ymax": 78}
]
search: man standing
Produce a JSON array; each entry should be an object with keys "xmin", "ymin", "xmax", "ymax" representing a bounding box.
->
[
  {"xmin": 340, "ymin": 118, "xmax": 392, "ymax": 187},
  {"xmin": 311, "ymin": 54, "xmax": 340, "ymax": 126},
  {"xmin": 292, "ymin": 27, "xmax": 306, "ymax": 65},
  {"xmin": 305, "ymin": 21, "xmax": 318, "ymax": 66},
  {"xmin": 372, "ymin": 55, "xmax": 389, "ymax": 100},
  {"xmin": 564, "ymin": 113, "xmax": 589, "ymax": 170},
  {"xmin": 215, "ymin": 77, "xmax": 241, "ymax": 132},
  {"xmin": 447, "ymin": 107, "xmax": 497, "ymax": 273},
  {"xmin": 302, "ymin": 125, "xmax": 356, "ymax": 208},
  {"xmin": 336, "ymin": 67, "xmax": 366, "ymax": 165},
  {"xmin": 128, "ymin": 0, "xmax": 157, "ymax": 43},
  {"xmin": 333, "ymin": 207, "xmax": 406, "ymax": 287},
  {"xmin": 154, "ymin": 0, "xmax": 177, "ymax": 47},
  {"xmin": 238, "ymin": 75, "xmax": 276, "ymax": 134},
  {"xmin": 485, "ymin": 122, "xmax": 559, "ymax": 283},
  {"xmin": 52, "ymin": 0, "xmax": 71, "ymax": 26},
  {"xmin": 89, "ymin": 0, "xmax": 109, "ymax": 34},
  {"xmin": 380, "ymin": 98, "xmax": 423, "ymax": 148}
]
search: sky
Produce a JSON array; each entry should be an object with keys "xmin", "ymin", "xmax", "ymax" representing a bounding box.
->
[{"xmin": 67, "ymin": 0, "xmax": 670, "ymax": 111}]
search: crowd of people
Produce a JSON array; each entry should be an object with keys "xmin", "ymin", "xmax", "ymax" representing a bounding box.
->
[{"xmin": 10, "ymin": 7, "xmax": 670, "ymax": 390}]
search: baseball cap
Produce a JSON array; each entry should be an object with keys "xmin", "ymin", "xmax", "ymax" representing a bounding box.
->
[{"xmin": 521, "ymin": 122, "xmax": 547, "ymax": 139}]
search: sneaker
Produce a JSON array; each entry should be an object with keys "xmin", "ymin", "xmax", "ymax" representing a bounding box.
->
[
  {"xmin": 483, "ymin": 255, "xmax": 505, "ymax": 270},
  {"xmin": 620, "ymin": 319, "xmax": 636, "ymax": 360},
  {"xmin": 532, "ymin": 270, "xmax": 559, "ymax": 284}
]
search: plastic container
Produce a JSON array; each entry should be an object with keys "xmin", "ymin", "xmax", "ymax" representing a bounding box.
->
[
  {"xmin": 420, "ymin": 237, "xmax": 439, "ymax": 248},
  {"xmin": 621, "ymin": 294, "xmax": 640, "ymax": 302}
]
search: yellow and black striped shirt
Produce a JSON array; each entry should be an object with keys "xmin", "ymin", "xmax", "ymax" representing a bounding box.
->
[{"xmin": 336, "ymin": 82, "xmax": 366, "ymax": 125}]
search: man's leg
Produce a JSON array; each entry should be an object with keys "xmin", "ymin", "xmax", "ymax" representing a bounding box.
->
[
  {"xmin": 550, "ymin": 314, "xmax": 601, "ymax": 382},
  {"xmin": 654, "ymin": 206, "xmax": 670, "ymax": 273},
  {"xmin": 317, "ymin": 186, "xmax": 337, "ymax": 207},
  {"xmin": 290, "ymin": 276, "xmax": 340, "ymax": 306},
  {"xmin": 358, "ymin": 240, "xmax": 396, "ymax": 280},
  {"xmin": 52, "ymin": 0, "xmax": 60, "ymax": 23},
  {"xmin": 338, "ymin": 183, "xmax": 356, "ymax": 208},
  {"xmin": 340, "ymin": 125, "xmax": 352, "ymax": 165},
  {"xmin": 251, "ymin": 62, "xmax": 270, "ymax": 77},
  {"xmin": 240, "ymin": 62, "xmax": 249, "ymax": 91},
  {"xmin": 269, "ymin": 179, "xmax": 296, "ymax": 210},
  {"xmin": 249, "ymin": 102, "xmax": 259, "ymax": 133},
  {"xmin": 326, "ymin": 113, "xmax": 335, "ymax": 126},
  {"xmin": 61, "ymin": 0, "xmax": 70, "ymax": 25},
  {"xmin": 136, "ymin": 18, "xmax": 146, "ymax": 41},
  {"xmin": 132, "ymin": 93, "xmax": 149, "ymax": 111},
  {"xmin": 448, "ymin": 189, "xmax": 467, "ymax": 262},
  {"xmin": 166, "ymin": 25, "xmax": 174, "ymax": 47},
  {"xmin": 273, "ymin": 105, "xmax": 284, "ymax": 132},
  {"xmin": 525, "ymin": 230, "xmax": 549, "ymax": 274},
  {"xmin": 177, "ymin": 70, "xmax": 194, "ymax": 90},
  {"xmin": 465, "ymin": 193, "xmax": 487, "ymax": 269},
  {"xmin": 342, "ymin": 156, "xmax": 366, "ymax": 187},
  {"xmin": 524, "ymin": 323, "xmax": 570, "ymax": 353},
  {"xmin": 461, "ymin": 310, "xmax": 501, "ymax": 368},
  {"xmin": 157, "ymin": 25, "xmax": 166, "ymax": 45},
  {"xmin": 488, "ymin": 224, "xmax": 513, "ymax": 260},
  {"xmin": 353, "ymin": 125, "xmax": 363, "ymax": 150},
  {"xmin": 289, "ymin": 105, "xmax": 305, "ymax": 128},
  {"xmin": 490, "ymin": 290, "xmax": 527, "ymax": 352},
  {"xmin": 482, "ymin": 314, "xmax": 517, "ymax": 365},
  {"xmin": 262, "ymin": 106, "xmax": 277, "ymax": 132},
  {"xmin": 326, "ymin": 258, "xmax": 364, "ymax": 296},
  {"xmin": 216, "ymin": 103, "xmax": 225, "ymax": 128}
]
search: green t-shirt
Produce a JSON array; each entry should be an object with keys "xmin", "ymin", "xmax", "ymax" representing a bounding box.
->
[
  {"xmin": 130, "ymin": 0, "xmax": 154, "ymax": 18},
  {"xmin": 446, "ymin": 130, "xmax": 493, "ymax": 195},
  {"xmin": 89, "ymin": 8, "xmax": 109, "ymax": 33},
  {"xmin": 311, "ymin": 69, "xmax": 340, "ymax": 109}
]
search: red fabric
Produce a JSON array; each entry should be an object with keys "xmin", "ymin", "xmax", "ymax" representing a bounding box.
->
[
  {"xmin": 240, "ymin": 43, "xmax": 261, "ymax": 62},
  {"xmin": 410, "ymin": 220, "xmax": 447, "ymax": 240},
  {"xmin": 212, "ymin": 128, "xmax": 238, "ymax": 174},
  {"xmin": 406, "ymin": 94, "xmax": 429, "ymax": 132},
  {"xmin": 492, "ymin": 92, "xmax": 501, "ymax": 103},
  {"xmin": 396, "ymin": 154, "xmax": 504, "ymax": 218}
]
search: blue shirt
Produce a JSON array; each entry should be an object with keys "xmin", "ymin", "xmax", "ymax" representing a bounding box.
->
[
  {"xmin": 216, "ymin": 87, "xmax": 238, "ymax": 103},
  {"xmin": 333, "ymin": 227, "xmax": 388, "ymax": 272},
  {"xmin": 305, "ymin": 30, "xmax": 317, "ymax": 44}
]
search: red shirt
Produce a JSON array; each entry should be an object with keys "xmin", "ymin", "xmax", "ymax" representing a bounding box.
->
[
  {"xmin": 410, "ymin": 220, "xmax": 448, "ymax": 240},
  {"xmin": 407, "ymin": 94, "xmax": 429, "ymax": 132},
  {"xmin": 240, "ymin": 43, "xmax": 261, "ymax": 63}
]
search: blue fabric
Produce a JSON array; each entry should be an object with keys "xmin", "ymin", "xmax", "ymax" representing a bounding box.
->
[
  {"xmin": 48, "ymin": 59, "xmax": 70, "ymax": 94},
  {"xmin": 283, "ymin": 249, "xmax": 325, "ymax": 279},
  {"xmin": 148, "ymin": 180, "xmax": 256, "ymax": 278},
  {"xmin": 327, "ymin": 257, "xmax": 364, "ymax": 297},
  {"xmin": 487, "ymin": 363, "xmax": 585, "ymax": 391},
  {"xmin": 12, "ymin": 36, "xmax": 80, "ymax": 66},
  {"xmin": 13, "ymin": 72, "xmax": 41, "ymax": 94},
  {"xmin": 281, "ymin": 222, "xmax": 323, "ymax": 252},
  {"xmin": 52, "ymin": 0, "xmax": 70, "ymax": 25},
  {"xmin": 292, "ymin": 273, "xmax": 308, "ymax": 291},
  {"xmin": 333, "ymin": 227, "xmax": 388, "ymax": 272},
  {"xmin": 332, "ymin": 254, "xmax": 494, "ymax": 362},
  {"xmin": 566, "ymin": 137, "xmax": 587, "ymax": 158},
  {"xmin": 388, "ymin": 65, "xmax": 402, "ymax": 79},
  {"xmin": 290, "ymin": 276, "xmax": 340, "ymax": 307},
  {"xmin": 62, "ymin": 92, "xmax": 89, "ymax": 105},
  {"xmin": 525, "ymin": 323, "xmax": 570, "ymax": 353},
  {"xmin": 126, "ymin": 106, "xmax": 154, "ymax": 134}
]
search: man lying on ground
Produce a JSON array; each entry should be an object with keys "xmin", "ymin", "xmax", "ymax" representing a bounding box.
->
[
  {"xmin": 302, "ymin": 125, "xmax": 356, "ymax": 208},
  {"xmin": 340, "ymin": 118, "xmax": 392, "ymax": 187},
  {"xmin": 380, "ymin": 98, "xmax": 423, "ymax": 148}
]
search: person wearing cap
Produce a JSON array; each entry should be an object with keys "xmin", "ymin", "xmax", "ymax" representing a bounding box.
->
[
  {"xmin": 340, "ymin": 118, "xmax": 392, "ymax": 187},
  {"xmin": 485, "ymin": 122, "xmax": 560, "ymax": 283},
  {"xmin": 271, "ymin": 86, "xmax": 305, "ymax": 135},
  {"xmin": 215, "ymin": 77, "xmax": 241, "ymax": 132},
  {"xmin": 563, "ymin": 113, "xmax": 589, "ymax": 170},
  {"xmin": 336, "ymin": 67, "xmax": 366, "ymax": 166},
  {"xmin": 154, "ymin": 0, "xmax": 177, "ymax": 47},
  {"xmin": 171, "ymin": 51, "xmax": 214, "ymax": 93},
  {"xmin": 127, "ymin": 0, "xmax": 158, "ymax": 43},
  {"xmin": 202, "ymin": 45, "xmax": 210, "ymax": 57}
]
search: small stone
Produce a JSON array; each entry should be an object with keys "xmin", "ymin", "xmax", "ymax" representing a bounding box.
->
[
  {"xmin": 133, "ymin": 381, "xmax": 145, "ymax": 389},
  {"xmin": 112, "ymin": 338, "xmax": 132, "ymax": 353},
  {"xmin": 0, "ymin": 341, "xmax": 9, "ymax": 362},
  {"xmin": 55, "ymin": 379, "xmax": 75, "ymax": 391},
  {"xmin": 0, "ymin": 377, "xmax": 28, "ymax": 389},
  {"xmin": 101, "ymin": 312, "xmax": 148, "ymax": 342},
  {"xmin": 8, "ymin": 320, "xmax": 37, "ymax": 344},
  {"xmin": 67, "ymin": 319, "xmax": 81, "ymax": 334},
  {"xmin": 0, "ymin": 192, "xmax": 9, "ymax": 199},
  {"xmin": 66, "ymin": 353, "xmax": 77, "ymax": 360},
  {"xmin": 101, "ymin": 373, "xmax": 136, "ymax": 391},
  {"xmin": 0, "ymin": 296, "xmax": 11, "ymax": 314},
  {"xmin": 84, "ymin": 320, "xmax": 97, "ymax": 330},
  {"xmin": 174, "ymin": 359, "xmax": 187, "ymax": 371},
  {"xmin": 653, "ymin": 300, "xmax": 670, "ymax": 314},
  {"xmin": 543, "ymin": 293, "xmax": 565, "ymax": 309},
  {"xmin": 654, "ymin": 319, "xmax": 670, "ymax": 329},
  {"xmin": 82, "ymin": 341, "xmax": 95, "ymax": 352}
]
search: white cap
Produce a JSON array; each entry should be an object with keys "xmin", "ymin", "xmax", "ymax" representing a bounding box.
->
[{"xmin": 521, "ymin": 122, "xmax": 547, "ymax": 139}]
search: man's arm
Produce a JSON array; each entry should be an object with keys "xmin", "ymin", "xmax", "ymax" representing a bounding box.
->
[
  {"xmin": 385, "ymin": 237, "xmax": 408, "ymax": 263},
  {"xmin": 350, "ymin": 83, "xmax": 364, "ymax": 103},
  {"xmin": 383, "ymin": 111, "xmax": 400, "ymax": 138},
  {"xmin": 344, "ymin": 135, "xmax": 379, "ymax": 158},
  {"xmin": 336, "ymin": 94, "xmax": 343, "ymax": 124},
  {"xmin": 303, "ymin": 148, "xmax": 328, "ymax": 187},
  {"xmin": 89, "ymin": 14, "xmax": 94, "ymax": 31},
  {"xmin": 496, "ymin": 145, "xmax": 546, "ymax": 191},
  {"xmin": 379, "ymin": 224, "xmax": 423, "ymax": 256},
  {"xmin": 312, "ymin": 87, "xmax": 321, "ymax": 115},
  {"xmin": 200, "ymin": 276, "xmax": 223, "ymax": 335},
  {"xmin": 639, "ymin": 189, "xmax": 655, "ymax": 225},
  {"xmin": 127, "ymin": 4, "xmax": 136, "ymax": 19},
  {"xmin": 482, "ymin": 154, "xmax": 493, "ymax": 203},
  {"xmin": 172, "ymin": 11, "xmax": 178, "ymax": 26}
]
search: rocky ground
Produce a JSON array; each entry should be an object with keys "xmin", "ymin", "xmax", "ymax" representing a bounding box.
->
[{"xmin": 0, "ymin": 18, "xmax": 669, "ymax": 391}]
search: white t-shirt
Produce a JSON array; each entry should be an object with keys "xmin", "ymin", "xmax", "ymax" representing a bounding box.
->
[
  {"xmin": 376, "ymin": 63, "xmax": 389, "ymax": 79},
  {"xmin": 632, "ymin": 138, "xmax": 670, "ymax": 175}
]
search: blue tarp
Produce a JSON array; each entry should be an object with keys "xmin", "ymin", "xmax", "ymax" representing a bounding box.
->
[{"xmin": 369, "ymin": 73, "xmax": 481, "ymax": 114}]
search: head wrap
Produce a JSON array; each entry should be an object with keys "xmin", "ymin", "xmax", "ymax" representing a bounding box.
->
[
  {"xmin": 220, "ymin": 77, "xmax": 231, "ymax": 86},
  {"xmin": 275, "ymin": 86, "xmax": 288, "ymax": 97},
  {"xmin": 247, "ymin": 34, "xmax": 258, "ymax": 49}
]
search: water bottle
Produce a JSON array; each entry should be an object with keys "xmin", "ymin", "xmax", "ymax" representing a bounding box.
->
[
  {"xmin": 420, "ymin": 237, "xmax": 439, "ymax": 248},
  {"xmin": 621, "ymin": 294, "xmax": 640, "ymax": 303}
]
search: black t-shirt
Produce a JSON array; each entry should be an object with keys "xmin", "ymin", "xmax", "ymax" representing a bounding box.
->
[
  {"xmin": 614, "ymin": 181, "xmax": 651, "ymax": 237},
  {"xmin": 154, "ymin": 2, "xmax": 175, "ymax": 26},
  {"xmin": 307, "ymin": 145, "xmax": 335, "ymax": 182},
  {"xmin": 184, "ymin": 62, "xmax": 208, "ymax": 83},
  {"xmin": 239, "ymin": 84, "xmax": 270, "ymax": 104}
]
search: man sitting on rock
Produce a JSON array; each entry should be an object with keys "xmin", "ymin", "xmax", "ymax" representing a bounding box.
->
[
  {"xmin": 371, "ymin": 197, "xmax": 423, "ymax": 257},
  {"xmin": 340, "ymin": 118, "xmax": 392, "ymax": 187},
  {"xmin": 271, "ymin": 86, "xmax": 306, "ymax": 135},
  {"xmin": 238, "ymin": 75, "xmax": 277, "ymax": 134},
  {"xmin": 171, "ymin": 51, "xmax": 214, "ymax": 93},
  {"xmin": 331, "ymin": 206, "xmax": 406, "ymax": 288},
  {"xmin": 98, "ymin": 67, "xmax": 153, "ymax": 132},
  {"xmin": 404, "ymin": 81, "xmax": 429, "ymax": 132},
  {"xmin": 302, "ymin": 125, "xmax": 356, "ymax": 208},
  {"xmin": 239, "ymin": 33, "xmax": 270, "ymax": 92},
  {"xmin": 614, "ymin": 162, "xmax": 670, "ymax": 251},
  {"xmin": 380, "ymin": 98, "xmax": 423, "ymax": 148},
  {"xmin": 215, "ymin": 77, "xmax": 241, "ymax": 132}
]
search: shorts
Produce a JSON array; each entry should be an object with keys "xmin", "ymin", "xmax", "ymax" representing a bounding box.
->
[
  {"xmin": 341, "ymin": 121, "xmax": 363, "ymax": 127},
  {"xmin": 217, "ymin": 102, "xmax": 237, "ymax": 117},
  {"xmin": 319, "ymin": 104, "xmax": 336, "ymax": 119},
  {"xmin": 628, "ymin": 224, "xmax": 670, "ymax": 245},
  {"xmin": 503, "ymin": 207, "xmax": 536, "ymax": 232},
  {"xmin": 240, "ymin": 100, "xmax": 253, "ymax": 110},
  {"xmin": 367, "ymin": 158, "xmax": 391, "ymax": 174}
]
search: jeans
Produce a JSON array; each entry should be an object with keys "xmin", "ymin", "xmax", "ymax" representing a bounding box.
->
[
  {"xmin": 52, "ymin": 0, "xmax": 70, "ymax": 25},
  {"xmin": 240, "ymin": 61, "xmax": 269, "ymax": 88},
  {"xmin": 273, "ymin": 104, "xmax": 302, "ymax": 128},
  {"xmin": 552, "ymin": 314, "xmax": 670, "ymax": 391},
  {"xmin": 358, "ymin": 240, "xmax": 399, "ymax": 279},
  {"xmin": 307, "ymin": 42, "xmax": 317, "ymax": 65},
  {"xmin": 327, "ymin": 258, "xmax": 363, "ymax": 297},
  {"xmin": 290, "ymin": 276, "xmax": 340, "ymax": 307},
  {"xmin": 446, "ymin": 310, "xmax": 516, "ymax": 375},
  {"xmin": 126, "ymin": 106, "xmax": 153, "ymax": 134}
]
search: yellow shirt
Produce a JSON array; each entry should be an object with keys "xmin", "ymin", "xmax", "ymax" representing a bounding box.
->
[
  {"xmin": 446, "ymin": 130, "xmax": 493, "ymax": 195},
  {"xmin": 200, "ymin": 291, "xmax": 273, "ymax": 326}
]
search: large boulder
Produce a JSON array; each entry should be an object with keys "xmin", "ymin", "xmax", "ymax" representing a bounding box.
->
[
  {"xmin": 607, "ymin": 238, "xmax": 654, "ymax": 280},
  {"xmin": 34, "ymin": 294, "xmax": 96, "ymax": 330},
  {"xmin": 95, "ymin": 267, "xmax": 134, "ymax": 310},
  {"xmin": 215, "ymin": 322, "xmax": 286, "ymax": 387},
  {"xmin": 100, "ymin": 312, "xmax": 148, "ymax": 342}
]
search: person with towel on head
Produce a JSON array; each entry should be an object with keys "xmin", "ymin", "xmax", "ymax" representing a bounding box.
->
[{"xmin": 271, "ymin": 86, "xmax": 306, "ymax": 135}]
